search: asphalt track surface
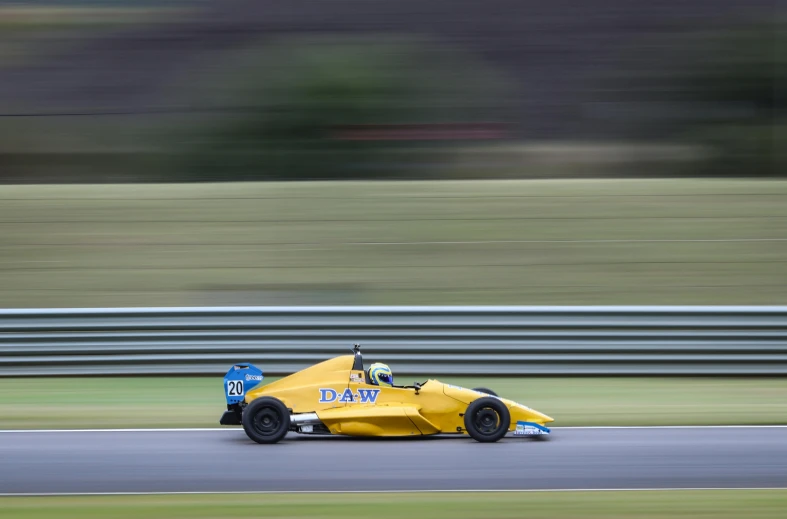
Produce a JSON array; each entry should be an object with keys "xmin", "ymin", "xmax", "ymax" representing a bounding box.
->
[{"xmin": 1, "ymin": 427, "xmax": 786, "ymax": 494}]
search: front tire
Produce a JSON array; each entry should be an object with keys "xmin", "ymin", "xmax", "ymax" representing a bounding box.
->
[
  {"xmin": 463, "ymin": 396, "xmax": 510, "ymax": 443},
  {"xmin": 242, "ymin": 397, "xmax": 290, "ymax": 444},
  {"xmin": 472, "ymin": 387, "xmax": 498, "ymax": 397}
]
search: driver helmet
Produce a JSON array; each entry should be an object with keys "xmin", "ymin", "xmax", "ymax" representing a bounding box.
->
[{"xmin": 368, "ymin": 362, "xmax": 394, "ymax": 387}]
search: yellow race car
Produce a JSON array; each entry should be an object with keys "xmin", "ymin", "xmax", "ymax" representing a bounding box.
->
[{"xmin": 220, "ymin": 344, "xmax": 553, "ymax": 443}]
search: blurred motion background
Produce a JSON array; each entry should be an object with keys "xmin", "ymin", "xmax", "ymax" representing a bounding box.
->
[
  {"xmin": 0, "ymin": 0, "xmax": 784, "ymax": 307},
  {"xmin": 1, "ymin": 5, "xmax": 787, "ymax": 515}
]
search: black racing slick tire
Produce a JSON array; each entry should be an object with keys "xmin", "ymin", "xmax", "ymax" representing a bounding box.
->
[
  {"xmin": 242, "ymin": 397, "xmax": 290, "ymax": 444},
  {"xmin": 472, "ymin": 387, "xmax": 498, "ymax": 397},
  {"xmin": 464, "ymin": 396, "xmax": 510, "ymax": 443}
]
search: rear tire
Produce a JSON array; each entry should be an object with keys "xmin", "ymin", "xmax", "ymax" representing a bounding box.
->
[
  {"xmin": 472, "ymin": 387, "xmax": 498, "ymax": 397},
  {"xmin": 242, "ymin": 397, "xmax": 290, "ymax": 444},
  {"xmin": 463, "ymin": 396, "xmax": 510, "ymax": 443}
]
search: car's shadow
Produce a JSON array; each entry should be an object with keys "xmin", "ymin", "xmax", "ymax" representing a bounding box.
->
[{"xmin": 221, "ymin": 429, "xmax": 551, "ymax": 446}]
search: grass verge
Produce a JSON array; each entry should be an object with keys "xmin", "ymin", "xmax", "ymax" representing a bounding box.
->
[
  {"xmin": 0, "ymin": 179, "xmax": 785, "ymax": 307},
  {"xmin": 1, "ymin": 376, "xmax": 785, "ymax": 429},
  {"xmin": 2, "ymin": 490, "xmax": 787, "ymax": 519}
]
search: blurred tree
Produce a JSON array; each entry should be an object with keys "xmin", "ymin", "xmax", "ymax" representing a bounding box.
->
[
  {"xmin": 606, "ymin": 20, "xmax": 785, "ymax": 176},
  {"xmin": 170, "ymin": 36, "xmax": 513, "ymax": 181},
  {"xmin": 678, "ymin": 22, "xmax": 785, "ymax": 176}
]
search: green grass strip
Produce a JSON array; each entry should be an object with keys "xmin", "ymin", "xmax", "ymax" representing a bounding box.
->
[
  {"xmin": 1, "ymin": 376, "xmax": 785, "ymax": 429},
  {"xmin": 2, "ymin": 490, "xmax": 787, "ymax": 519},
  {"xmin": 1, "ymin": 179, "xmax": 786, "ymax": 307}
]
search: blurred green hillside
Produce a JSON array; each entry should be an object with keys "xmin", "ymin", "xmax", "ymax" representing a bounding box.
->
[{"xmin": 0, "ymin": 4, "xmax": 782, "ymax": 182}]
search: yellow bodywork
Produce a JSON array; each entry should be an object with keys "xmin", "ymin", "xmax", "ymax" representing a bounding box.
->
[{"xmin": 245, "ymin": 354, "xmax": 553, "ymax": 437}]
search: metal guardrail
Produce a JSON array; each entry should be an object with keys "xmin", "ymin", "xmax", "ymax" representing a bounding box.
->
[{"xmin": 1, "ymin": 306, "xmax": 786, "ymax": 376}]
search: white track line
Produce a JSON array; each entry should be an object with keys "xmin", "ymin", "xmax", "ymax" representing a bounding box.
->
[
  {"xmin": 2, "ymin": 488, "xmax": 786, "ymax": 497},
  {"xmin": 343, "ymin": 238, "xmax": 787, "ymax": 246},
  {"xmin": 1, "ymin": 425, "xmax": 786, "ymax": 433}
]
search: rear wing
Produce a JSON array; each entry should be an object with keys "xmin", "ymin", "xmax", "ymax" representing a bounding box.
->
[{"xmin": 223, "ymin": 363, "xmax": 264, "ymax": 405}]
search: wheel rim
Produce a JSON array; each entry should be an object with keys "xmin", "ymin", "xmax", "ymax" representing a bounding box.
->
[
  {"xmin": 474, "ymin": 407, "xmax": 500, "ymax": 434},
  {"xmin": 252, "ymin": 407, "xmax": 282, "ymax": 436}
]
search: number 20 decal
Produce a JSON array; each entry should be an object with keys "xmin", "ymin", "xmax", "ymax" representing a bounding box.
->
[{"xmin": 227, "ymin": 380, "xmax": 244, "ymax": 396}]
